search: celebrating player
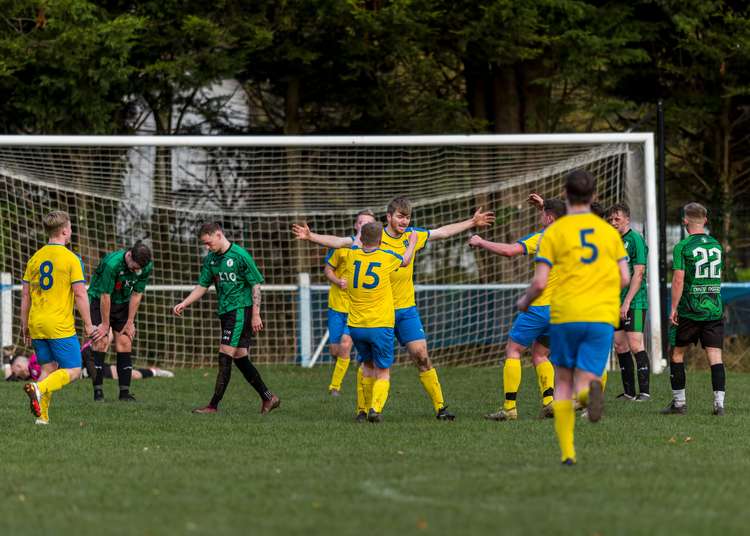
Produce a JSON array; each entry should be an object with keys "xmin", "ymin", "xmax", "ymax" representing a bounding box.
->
[
  {"xmin": 173, "ymin": 222, "xmax": 279, "ymax": 415},
  {"xmin": 86, "ymin": 242, "xmax": 153, "ymax": 402},
  {"xmin": 347, "ymin": 222, "xmax": 418, "ymax": 422},
  {"xmin": 293, "ymin": 198, "xmax": 495, "ymax": 420},
  {"xmin": 21, "ymin": 210, "xmax": 105, "ymax": 424},
  {"xmin": 468, "ymin": 194, "xmax": 564, "ymax": 421},
  {"xmin": 607, "ymin": 203, "xmax": 650, "ymax": 401},
  {"xmin": 517, "ymin": 170, "xmax": 629, "ymax": 465},
  {"xmin": 325, "ymin": 209, "xmax": 376, "ymax": 398},
  {"xmin": 662, "ymin": 203, "xmax": 725, "ymax": 416}
]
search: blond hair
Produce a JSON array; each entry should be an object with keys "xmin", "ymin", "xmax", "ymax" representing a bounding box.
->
[
  {"xmin": 683, "ymin": 202, "xmax": 708, "ymax": 224},
  {"xmin": 43, "ymin": 211, "xmax": 70, "ymax": 237}
]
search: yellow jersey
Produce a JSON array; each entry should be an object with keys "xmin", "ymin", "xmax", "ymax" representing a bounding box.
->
[
  {"xmin": 379, "ymin": 227, "xmax": 429, "ymax": 309},
  {"xmin": 535, "ymin": 213, "xmax": 627, "ymax": 326},
  {"xmin": 22, "ymin": 244, "xmax": 86, "ymax": 339},
  {"xmin": 324, "ymin": 247, "xmax": 350, "ymax": 313},
  {"xmin": 517, "ymin": 231, "xmax": 559, "ymax": 307},
  {"xmin": 345, "ymin": 247, "xmax": 403, "ymax": 328}
]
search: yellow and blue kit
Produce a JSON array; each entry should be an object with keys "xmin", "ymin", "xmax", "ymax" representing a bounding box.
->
[
  {"xmin": 535, "ymin": 213, "xmax": 627, "ymax": 374},
  {"xmin": 324, "ymin": 247, "xmax": 351, "ymax": 344}
]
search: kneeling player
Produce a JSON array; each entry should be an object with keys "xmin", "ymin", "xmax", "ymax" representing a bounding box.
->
[
  {"xmin": 517, "ymin": 171, "xmax": 629, "ymax": 464},
  {"xmin": 86, "ymin": 242, "xmax": 153, "ymax": 401},
  {"xmin": 469, "ymin": 194, "xmax": 563, "ymax": 420},
  {"xmin": 173, "ymin": 222, "xmax": 279, "ymax": 415},
  {"xmin": 346, "ymin": 222, "xmax": 418, "ymax": 422},
  {"xmin": 662, "ymin": 203, "xmax": 725, "ymax": 416}
]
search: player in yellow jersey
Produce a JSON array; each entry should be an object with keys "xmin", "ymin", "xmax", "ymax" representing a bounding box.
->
[
  {"xmin": 517, "ymin": 171, "xmax": 629, "ymax": 465},
  {"xmin": 346, "ymin": 222, "xmax": 418, "ymax": 422},
  {"xmin": 324, "ymin": 210, "xmax": 376, "ymax": 398},
  {"xmin": 293, "ymin": 199, "xmax": 494, "ymax": 420},
  {"xmin": 469, "ymin": 195, "xmax": 565, "ymax": 420},
  {"xmin": 20, "ymin": 211, "xmax": 105, "ymax": 424}
]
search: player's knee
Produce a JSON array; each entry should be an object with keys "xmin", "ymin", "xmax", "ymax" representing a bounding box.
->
[
  {"xmin": 530, "ymin": 354, "xmax": 548, "ymax": 367},
  {"xmin": 67, "ymin": 368, "xmax": 82, "ymax": 381},
  {"xmin": 613, "ymin": 339, "xmax": 629, "ymax": 354}
]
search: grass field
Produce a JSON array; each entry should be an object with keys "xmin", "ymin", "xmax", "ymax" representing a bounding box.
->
[{"xmin": 1, "ymin": 365, "xmax": 748, "ymax": 535}]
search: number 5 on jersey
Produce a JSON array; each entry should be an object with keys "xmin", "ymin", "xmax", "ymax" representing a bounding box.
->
[{"xmin": 579, "ymin": 229, "xmax": 599, "ymax": 264}]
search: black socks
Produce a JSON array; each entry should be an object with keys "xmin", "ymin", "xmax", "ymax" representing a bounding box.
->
[
  {"xmin": 209, "ymin": 352, "xmax": 233, "ymax": 408},
  {"xmin": 234, "ymin": 356, "xmax": 273, "ymax": 401}
]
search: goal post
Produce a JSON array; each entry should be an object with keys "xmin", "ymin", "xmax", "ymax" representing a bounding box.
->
[{"xmin": 0, "ymin": 134, "xmax": 662, "ymax": 372}]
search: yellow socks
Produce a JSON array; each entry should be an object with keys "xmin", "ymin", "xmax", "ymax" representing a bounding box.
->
[
  {"xmin": 419, "ymin": 368, "xmax": 445, "ymax": 412},
  {"xmin": 577, "ymin": 388, "xmax": 590, "ymax": 408},
  {"xmin": 535, "ymin": 361, "xmax": 555, "ymax": 406},
  {"xmin": 356, "ymin": 367, "xmax": 365, "ymax": 414},
  {"xmin": 371, "ymin": 379, "xmax": 390, "ymax": 413},
  {"xmin": 503, "ymin": 358, "xmax": 522, "ymax": 411},
  {"xmin": 552, "ymin": 399, "xmax": 576, "ymax": 462},
  {"xmin": 362, "ymin": 376, "xmax": 375, "ymax": 411},
  {"xmin": 40, "ymin": 392, "xmax": 51, "ymax": 422},
  {"xmin": 37, "ymin": 369, "xmax": 70, "ymax": 395},
  {"xmin": 601, "ymin": 370, "xmax": 608, "ymax": 391},
  {"xmin": 328, "ymin": 357, "xmax": 351, "ymax": 392}
]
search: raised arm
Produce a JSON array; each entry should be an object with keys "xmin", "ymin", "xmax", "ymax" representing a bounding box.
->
[
  {"xmin": 173, "ymin": 285, "xmax": 209, "ymax": 316},
  {"xmin": 468, "ymin": 235, "xmax": 525, "ymax": 257},
  {"xmin": 292, "ymin": 223, "xmax": 353, "ymax": 249},
  {"xmin": 429, "ymin": 207, "xmax": 495, "ymax": 241}
]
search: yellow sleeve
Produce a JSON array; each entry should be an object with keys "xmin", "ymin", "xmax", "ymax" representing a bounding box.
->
[
  {"xmin": 22, "ymin": 260, "xmax": 32, "ymax": 283},
  {"xmin": 518, "ymin": 232, "xmax": 541, "ymax": 256},
  {"xmin": 70, "ymin": 253, "xmax": 85, "ymax": 284},
  {"xmin": 383, "ymin": 250, "xmax": 404, "ymax": 272},
  {"xmin": 535, "ymin": 229, "xmax": 555, "ymax": 267}
]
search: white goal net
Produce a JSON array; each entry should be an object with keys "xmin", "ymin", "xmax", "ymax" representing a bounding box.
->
[{"xmin": 0, "ymin": 135, "xmax": 661, "ymax": 370}]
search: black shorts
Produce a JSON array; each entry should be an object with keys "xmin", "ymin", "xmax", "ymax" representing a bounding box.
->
[
  {"xmin": 616, "ymin": 308, "xmax": 646, "ymax": 333},
  {"xmin": 220, "ymin": 307, "xmax": 254, "ymax": 349},
  {"xmin": 90, "ymin": 299, "xmax": 129, "ymax": 333},
  {"xmin": 673, "ymin": 317, "xmax": 724, "ymax": 349}
]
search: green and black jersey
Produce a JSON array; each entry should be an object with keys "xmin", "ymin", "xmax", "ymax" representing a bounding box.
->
[
  {"xmin": 672, "ymin": 233, "xmax": 723, "ymax": 321},
  {"xmin": 88, "ymin": 250, "xmax": 153, "ymax": 304},
  {"xmin": 621, "ymin": 229, "xmax": 648, "ymax": 309},
  {"xmin": 198, "ymin": 243, "xmax": 264, "ymax": 316}
]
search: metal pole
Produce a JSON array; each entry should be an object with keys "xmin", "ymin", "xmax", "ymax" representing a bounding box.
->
[{"xmin": 657, "ymin": 100, "xmax": 669, "ymax": 360}]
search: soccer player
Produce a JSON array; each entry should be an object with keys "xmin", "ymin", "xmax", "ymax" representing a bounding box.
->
[
  {"xmin": 21, "ymin": 210, "xmax": 104, "ymax": 424},
  {"xmin": 173, "ymin": 222, "xmax": 279, "ymax": 415},
  {"xmin": 293, "ymin": 199, "xmax": 495, "ymax": 420},
  {"xmin": 517, "ymin": 170, "xmax": 629, "ymax": 465},
  {"xmin": 325, "ymin": 209, "xmax": 376, "ymax": 397},
  {"xmin": 348, "ymin": 222, "xmax": 418, "ymax": 422},
  {"xmin": 662, "ymin": 203, "xmax": 725, "ymax": 416},
  {"xmin": 468, "ymin": 195, "xmax": 564, "ymax": 420},
  {"xmin": 608, "ymin": 203, "xmax": 650, "ymax": 401},
  {"xmin": 86, "ymin": 242, "xmax": 153, "ymax": 401}
]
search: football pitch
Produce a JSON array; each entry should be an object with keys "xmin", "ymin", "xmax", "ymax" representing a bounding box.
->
[{"xmin": 1, "ymin": 366, "xmax": 747, "ymax": 535}]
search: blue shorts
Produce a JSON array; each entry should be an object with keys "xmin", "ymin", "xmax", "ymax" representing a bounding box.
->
[
  {"xmin": 32, "ymin": 336, "xmax": 82, "ymax": 370},
  {"xmin": 327, "ymin": 309, "xmax": 350, "ymax": 345},
  {"xmin": 508, "ymin": 305, "xmax": 550, "ymax": 348},
  {"xmin": 394, "ymin": 306, "xmax": 426, "ymax": 346},
  {"xmin": 549, "ymin": 323, "xmax": 614, "ymax": 376},
  {"xmin": 349, "ymin": 327, "xmax": 395, "ymax": 369}
]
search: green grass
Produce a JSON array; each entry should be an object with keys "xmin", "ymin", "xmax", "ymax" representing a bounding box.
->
[{"xmin": 1, "ymin": 366, "xmax": 747, "ymax": 535}]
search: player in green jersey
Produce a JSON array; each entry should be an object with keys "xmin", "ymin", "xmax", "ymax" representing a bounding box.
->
[
  {"xmin": 86, "ymin": 242, "xmax": 153, "ymax": 402},
  {"xmin": 173, "ymin": 222, "xmax": 280, "ymax": 415},
  {"xmin": 662, "ymin": 203, "xmax": 725, "ymax": 416},
  {"xmin": 608, "ymin": 203, "xmax": 650, "ymax": 401}
]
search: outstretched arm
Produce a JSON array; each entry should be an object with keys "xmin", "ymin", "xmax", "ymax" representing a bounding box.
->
[
  {"xmin": 292, "ymin": 223, "xmax": 353, "ymax": 249},
  {"xmin": 429, "ymin": 207, "xmax": 495, "ymax": 240},
  {"xmin": 468, "ymin": 235, "xmax": 525, "ymax": 257}
]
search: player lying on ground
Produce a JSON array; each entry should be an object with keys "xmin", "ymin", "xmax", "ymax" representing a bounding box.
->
[
  {"xmin": 468, "ymin": 193, "xmax": 563, "ymax": 421},
  {"xmin": 86, "ymin": 242, "xmax": 153, "ymax": 402},
  {"xmin": 517, "ymin": 170, "xmax": 629, "ymax": 465},
  {"xmin": 607, "ymin": 203, "xmax": 650, "ymax": 401},
  {"xmin": 324, "ymin": 209, "xmax": 376, "ymax": 398},
  {"xmin": 293, "ymin": 198, "xmax": 495, "ymax": 420},
  {"xmin": 21, "ymin": 210, "xmax": 106, "ymax": 425},
  {"xmin": 662, "ymin": 202, "xmax": 726, "ymax": 416},
  {"xmin": 173, "ymin": 222, "xmax": 280, "ymax": 415},
  {"xmin": 346, "ymin": 222, "xmax": 418, "ymax": 422}
]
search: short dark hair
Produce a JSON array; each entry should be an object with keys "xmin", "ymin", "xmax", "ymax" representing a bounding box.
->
[
  {"xmin": 198, "ymin": 222, "xmax": 223, "ymax": 237},
  {"xmin": 130, "ymin": 242, "xmax": 152, "ymax": 268},
  {"xmin": 564, "ymin": 170, "xmax": 596, "ymax": 205},
  {"xmin": 357, "ymin": 209, "xmax": 376, "ymax": 219},
  {"xmin": 543, "ymin": 198, "xmax": 566, "ymax": 219},
  {"xmin": 386, "ymin": 197, "xmax": 412, "ymax": 216},
  {"xmin": 684, "ymin": 202, "xmax": 708, "ymax": 222},
  {"xmin": 360, "ymin": 222, "xmax": 383, "ymax": 247},
  {"xmin": 590, "ymin": 202, "xmax": 606, "ymax": 218},
  {"xmin": 608, "ymin": 202, "xmax": 630, "ymax": 218}
]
